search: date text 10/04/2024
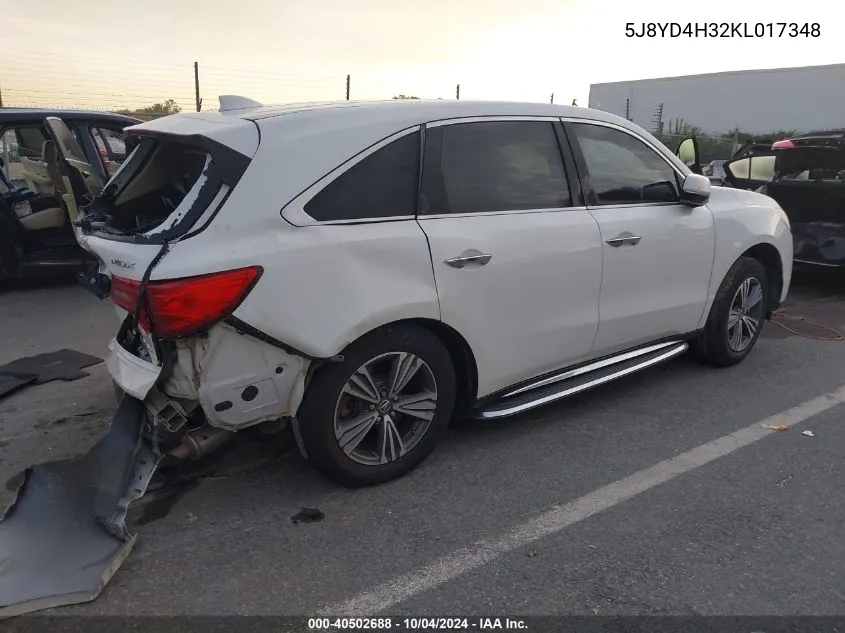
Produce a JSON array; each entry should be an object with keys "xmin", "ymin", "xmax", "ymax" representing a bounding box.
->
[
  {"xmin": 308, "ymin": 618, "xmax": 528, "ymax": 630},
  {"xmin": 625, "ymin": 22, "xmax": 820, "ymax": 37}
]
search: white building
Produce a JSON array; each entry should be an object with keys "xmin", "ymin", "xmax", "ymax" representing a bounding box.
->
[{"xmin": 589, "ymin": 63, "xmax": 845, "ymax": 135}]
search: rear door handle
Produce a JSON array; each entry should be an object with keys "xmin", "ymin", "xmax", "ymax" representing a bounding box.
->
[
  {"xmin": 444, "ymin": 251, "xmax": 493, "ymax": 269},
  {"xmin": 605, "ymin": 232, "xmax": 642, "ymax": 247}
]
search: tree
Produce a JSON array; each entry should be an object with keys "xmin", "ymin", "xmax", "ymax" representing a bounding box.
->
[
  {"xmin": 392, "ymin": 94, "xmax": 420, "ymax": 100},
  {"xmin": 137, "ymin": 99, "xmax": 182, "ymax": 115}
]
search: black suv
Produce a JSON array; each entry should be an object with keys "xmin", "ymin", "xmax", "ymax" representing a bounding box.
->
[{"xmin": 722, "ymin": 131, "xmax": 845, "ymax": 268}]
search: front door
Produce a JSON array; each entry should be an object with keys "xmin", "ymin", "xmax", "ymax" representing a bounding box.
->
[
  {"xmin": 417, "ymin": 118, "xmax": 603, "ymax": 397},
  {"xmin": 567, "ymin": 121, "xmax": 716, "ymax": 357}
]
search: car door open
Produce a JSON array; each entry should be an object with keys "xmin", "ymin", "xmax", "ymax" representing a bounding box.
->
[{"xmin": 416, "ymin": 118, "xmax": 603, "ymax": 397}]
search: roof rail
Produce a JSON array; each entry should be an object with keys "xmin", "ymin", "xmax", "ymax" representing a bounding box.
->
[{"xmin": 218, "ymin": 95, "xmax": 264, "ymax": 113}]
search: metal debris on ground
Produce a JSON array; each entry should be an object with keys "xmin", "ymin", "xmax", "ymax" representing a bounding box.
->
[
  {"xmin": 0, "ymin": 395, "xmax": 158, "ymax": 618},
  {"xmin": 802, "ymin": 430, "xmax": 815, "ymax": 438},
  {"xmin": 762, "ymin": 424, "xmax": 790, "ymax": 431}
]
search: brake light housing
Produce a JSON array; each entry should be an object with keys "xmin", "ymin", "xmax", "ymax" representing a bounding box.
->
[{"xmin": 111, "ymin": 266, "xmax": 263, "ymax": 338}]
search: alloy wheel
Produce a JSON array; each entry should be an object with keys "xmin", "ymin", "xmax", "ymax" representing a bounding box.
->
[
  {"xmin": 333, "ymin": 352, "xmax": 438, "ymax": 466},
  {"xmin": 727, "ymin": 276, "xmax": 765, "ymax": 352}
]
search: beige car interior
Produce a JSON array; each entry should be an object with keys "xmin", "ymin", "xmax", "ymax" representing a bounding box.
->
[
  {"xmin": 18, "ymin": 141, "xmax": 80, "ymax": 231},
  {"xmin": 114, "ymin": 145, "xmax": 206, "ymax": 205}
]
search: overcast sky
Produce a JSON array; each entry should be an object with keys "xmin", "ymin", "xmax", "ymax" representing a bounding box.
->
[{"xmin": 1, "ymin": 0, "xmax": 842, "ymax": 110}]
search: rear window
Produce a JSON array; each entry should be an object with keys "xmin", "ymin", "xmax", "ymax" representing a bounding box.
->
[{"xmin": 85, "ymin": 135, "xmax": 248, "ymax": 243}]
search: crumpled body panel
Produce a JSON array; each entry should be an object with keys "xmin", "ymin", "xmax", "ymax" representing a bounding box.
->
[
  {"xmin": 792, "ymin": 222, "xmax": 845, "ymax": 266},
  {"xmin": 0, "ymin": 396, "xmax": 157, "ymax": 618}
]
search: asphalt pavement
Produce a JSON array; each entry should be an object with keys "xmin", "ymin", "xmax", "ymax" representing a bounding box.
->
[{"xmin": 0, "ymin": 269, "xmax": 843, "ymax": 617}]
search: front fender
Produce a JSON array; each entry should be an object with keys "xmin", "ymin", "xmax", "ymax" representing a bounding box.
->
[{"xmin": 698, "ymin": 187, "xmax": 793, "ymax": 328}]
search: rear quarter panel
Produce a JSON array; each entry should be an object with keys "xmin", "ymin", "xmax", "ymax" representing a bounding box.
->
[{"xmin": 151, "ymin": 217, "xmax": 440, "ymax": 359}]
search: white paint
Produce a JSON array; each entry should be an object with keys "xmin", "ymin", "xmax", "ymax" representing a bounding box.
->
[
  {"xmin": 106, "ymin": 338, "xmax": 162, "ymax": 400},
  {"xmin": 320, "ymin": 384, "xmax": 845, "ymax": 616},
  {"xmin": 82, "ymin": 100, "xmax": 793, "ymax": 446}
]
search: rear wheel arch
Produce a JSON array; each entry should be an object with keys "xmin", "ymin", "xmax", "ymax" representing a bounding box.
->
[{"xmin": 304, "ymin": 317, "xmax": 478, "ymax": 416}]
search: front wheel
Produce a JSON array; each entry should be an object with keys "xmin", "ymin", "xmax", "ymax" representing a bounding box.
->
[
  {"xmin": 297, "ymin": 325, "xmax": 456, "ymax": 487},
  {"xmin": 692, "ymin": 256, "xmax": 768, "ymax": 367}
]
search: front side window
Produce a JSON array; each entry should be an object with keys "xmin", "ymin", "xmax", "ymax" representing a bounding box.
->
[
  {"xmin": 304, "ymin": 130, "xmax": 420, "ymax": 222},
  {"xmin": 420, "ymin": 120, "xmax": 571, "ymax": 214},
  {"xmin": 571, "ymin": 123, "xmax": 680, "ymax": 205}
]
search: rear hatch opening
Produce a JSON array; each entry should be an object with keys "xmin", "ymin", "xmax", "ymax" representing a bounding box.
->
[
  {"xmin": 80, "ymin": 132, "xmax": 252, "ymax": 245},
  {"xmin": 767, "ymin": 136, "xmax": 845, "ymax": 265}
]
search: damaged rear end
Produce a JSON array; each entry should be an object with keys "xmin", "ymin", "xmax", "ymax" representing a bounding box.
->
[
  {"xmin": 0, "ymin": 108, "xmax": 311, "ymax": 617},
  {"xmin": 761, "ymin": 133, "xmax": 845, "ymax": 267},
  {"xmin": 81, "ymin": 110, "xmax": 311, "ymax": 436}
]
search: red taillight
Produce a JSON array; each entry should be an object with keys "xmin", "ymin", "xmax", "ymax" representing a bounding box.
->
[
  {"xmin": 111, "ymin": 267, "xmax": 262, "ymax": 338},
  {"xmin": 772, "ymin": 139, "xmax": 795, "ymax": 150}
]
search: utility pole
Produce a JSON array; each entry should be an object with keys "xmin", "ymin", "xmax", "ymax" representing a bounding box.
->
[
  {"xmin": 194, "ymin": 62, "xmax": 202, "ymax": 112},
  {"xmin": 550, "ymin": 93, "xmax": 554, "ymax": 104},
  {"xmin": 652, "ymin": 103, "xmax": 664, "ymax": 137},
  {"xmin": 346, "ymin": 75, "xmax": 351, "ymax": 101},
  {"xmin": 456, "ymin": 84, "xmax": 460, "ymax": 100}
]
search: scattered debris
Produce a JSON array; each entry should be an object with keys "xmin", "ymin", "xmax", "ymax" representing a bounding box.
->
[
  {"xmin": 762, "ymin": 424, "xmax": 790, "ymax": 431},
  {"xmin": 0, "ymin": 349, "xmax": 103, "ymax": 385},
  {"xmin": 802, "ymin": 430, "xmax": 815, "ymax": 438},
  {"xmin": 291, "ymin": 507, "xmax": 325, "ymax": 524},
  {"xmin": 774, "ymin": 474, "xmax": 794, "ymax": 487},
  {"xmin": 0, "ymin": 372, "xmax": 37, "ymax": 400}
]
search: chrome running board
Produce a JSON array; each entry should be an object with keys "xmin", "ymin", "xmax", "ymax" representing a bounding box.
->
[{"xmin": 477, "ymin": 341, "xmax": 689, "ymax": 420}]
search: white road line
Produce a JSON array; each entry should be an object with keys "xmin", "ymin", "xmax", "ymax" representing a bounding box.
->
[{"xmin": 321, "ymin": 384, "xmax": 845, "ymax": 616}]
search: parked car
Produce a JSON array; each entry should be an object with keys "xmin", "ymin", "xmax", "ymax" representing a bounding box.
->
[
  {"xmin": 702, "ymin": 160, "xmax": 728, "ymax": 185},
  {"xmin": 61, "ymin": 98, "xmax": 791, "ymax": 487},
  {"xmin": 722, "ymin": 131, "xmax": 845, "ymax": 267},
  {"xmin": 0, "ymin": 109, "xmax": 141, "ymax": 281}
]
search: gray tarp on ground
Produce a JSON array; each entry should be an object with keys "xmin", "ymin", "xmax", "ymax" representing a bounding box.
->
[{"xmin": 0, "ymin": 395, "xmax": 154, "ymax": 618}]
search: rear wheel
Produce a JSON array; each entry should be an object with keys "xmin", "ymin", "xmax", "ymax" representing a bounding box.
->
[
  {"xmin": 297, "ymin": 325, "xmax": 456, "ymax": 487},
  {"xmin": 692, "ymin": 256, "xmax": 768, "ymax": 367}
]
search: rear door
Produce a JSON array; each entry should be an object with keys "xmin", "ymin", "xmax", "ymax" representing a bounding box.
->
[
  {"xmin": 417, "ymin": 117, "xmax": 603, "ymax": 397},
  {"xmin": 44, "ymin": 117, "xmax": 106, "ymax": 197},
  {"xmin": 723, "ymin": 153, "xmax": 777, "ymax": 190}
]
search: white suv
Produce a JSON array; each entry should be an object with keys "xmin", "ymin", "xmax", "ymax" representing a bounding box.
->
[{"xmin": 64, "ymin": 98, "xmax": 792, "ymax": 487}]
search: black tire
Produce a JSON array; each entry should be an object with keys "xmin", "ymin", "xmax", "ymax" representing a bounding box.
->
[
  {"xmin": 692, "ymin": 256, "xmax": 768, "ymax": 367},
  {"xmin": 297, "ymin": 324, "xmax": 456, "ymax": 487}
]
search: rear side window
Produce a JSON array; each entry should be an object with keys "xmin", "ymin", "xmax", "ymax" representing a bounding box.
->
[
  {"xmin": 304, "ymin": 130, "xmax": 420, "ymax": 222},
  {"xmin": 11, "ymin": 126, "xmax": 48, "ymax": 159},
  {"xmin": 571, "ymin": 123, "xmax": 680, "ymax": 205},
  {"xmin": 420, "ymin": 121, "xmax": 571, "ymax": 214}
]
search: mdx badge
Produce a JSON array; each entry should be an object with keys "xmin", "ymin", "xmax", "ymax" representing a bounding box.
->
[{"xmin": 110, "ymin": 258, "xmax": 136, "ymax": 269}]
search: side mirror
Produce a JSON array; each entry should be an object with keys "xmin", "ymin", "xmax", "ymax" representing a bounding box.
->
[
  {"xmin": 676, "ymin": 137, "xmax": 702, "ymax": 174},
  {"xmin": 680, "ymin": 173, "xmax": 711, "ymax": 206}
]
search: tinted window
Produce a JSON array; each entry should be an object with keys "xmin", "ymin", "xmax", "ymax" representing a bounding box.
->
[
  {"xmin": 420, "ymin": 121, "xmax": 570, "ymax": 214},
  {"xmin": 94, "ymin": 127, "xmax": 127, "ymax": 158},
  {"xmin": 304, "ymin": 130, "xmax": 420, "ymax": 222},
  {"xmin": 571, "ymin": 123, "xmax": 679, "ymax": 205},
  {"xmin": 727, "ymin": 155, "xmax": 776, "ymax": 182},
  {"xmin": 13, "ymin": 126, "xmax": 48, "ymax": 159}
]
